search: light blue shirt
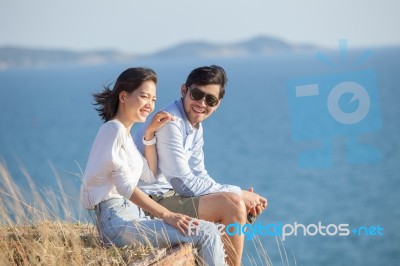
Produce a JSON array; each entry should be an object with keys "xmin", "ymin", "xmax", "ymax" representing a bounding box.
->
[{"xmin": 134, "ymin": 99, "xmax": 242, "ymax": 197}]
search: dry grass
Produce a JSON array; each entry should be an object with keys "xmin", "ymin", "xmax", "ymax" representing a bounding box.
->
[
  {"xmin": 0, "ymin": 222, "xmax": 154, "ymax": 265},
  {"xmin": 0, "ymin": 161, "xmax": 153, "ymax": 266}
]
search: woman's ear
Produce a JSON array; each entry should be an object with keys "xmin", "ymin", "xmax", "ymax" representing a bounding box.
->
[
  {"xmin": 181, "ymin": 84, "xmax": 187, "ymax": 98},
  {"xmin": 119, "ymin": 91, "xmax": 126, "ymax": 103}
]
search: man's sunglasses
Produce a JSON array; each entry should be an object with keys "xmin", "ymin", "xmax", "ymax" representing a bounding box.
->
[{"xmin": 187, "ymin": 87, "xmax": 219, "ymax": 107}]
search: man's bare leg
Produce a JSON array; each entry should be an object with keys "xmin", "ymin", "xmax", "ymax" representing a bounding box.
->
[{"xmin": 198, "ymin": 192, "xmax": 247, "ymax": 266}]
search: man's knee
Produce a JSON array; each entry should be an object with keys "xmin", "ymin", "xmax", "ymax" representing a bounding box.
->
[
  {"xmin": 198, "ymin": 192, "xmax": 247, "ymax": 222},
  {"xmin": 222, "ymin": 192, "xmax": 247, "ymax": 217},
  {"xmin": 206, "ymin": 192, "xmax": 246, "ymax": 222}
]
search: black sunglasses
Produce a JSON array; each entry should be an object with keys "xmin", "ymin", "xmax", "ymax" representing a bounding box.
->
[{"xmin": 187, "ymin": 87, "xmax": 219, "ymax": 107}]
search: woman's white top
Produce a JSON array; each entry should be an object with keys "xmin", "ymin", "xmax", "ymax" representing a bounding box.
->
[{"xmin": 80, "ymin": 119, "xmax": 156, "ymax": 210}]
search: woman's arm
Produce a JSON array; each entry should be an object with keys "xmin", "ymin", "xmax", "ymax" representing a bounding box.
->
[
  {"xmin": 143, "ymin": 111, "xmax": 174, "ymax": 175},
  {"xmin": 129, "ymin": 187, "xmax": 194, "ymax": 235}
]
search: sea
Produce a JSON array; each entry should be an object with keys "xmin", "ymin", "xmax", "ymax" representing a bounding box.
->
[{"xmin": 1, "ymin": 46, "xmax": 399, "ymax": 266}]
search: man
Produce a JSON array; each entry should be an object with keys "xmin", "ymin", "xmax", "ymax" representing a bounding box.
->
[{"xmin": 135, "ymin": 65, "xmax": 267, "ymax": 266}]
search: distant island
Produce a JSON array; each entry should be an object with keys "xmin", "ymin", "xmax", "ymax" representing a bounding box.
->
[{"xmin": 0, "ymin": 36, "xmax": 319, "ymax": 70}]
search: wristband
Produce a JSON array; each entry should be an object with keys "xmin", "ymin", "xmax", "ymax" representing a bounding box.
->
[{"xmin": 142, "ymin": 136, "xmax": 156, "ymax": 146}]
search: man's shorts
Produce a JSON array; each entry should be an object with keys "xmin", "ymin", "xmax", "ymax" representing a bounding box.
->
[{"xmin": 145, "ymin": 190, "xmax": 200, "ymax": 219}]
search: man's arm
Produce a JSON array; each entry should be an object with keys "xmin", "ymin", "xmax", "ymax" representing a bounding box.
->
[
  {"xmin": 156, "ymin": 120, "xmax": 241, "ymax": 197},
  {"xmin": 143, "ymin": 111, "xmax": 175, "ymax": 175}
]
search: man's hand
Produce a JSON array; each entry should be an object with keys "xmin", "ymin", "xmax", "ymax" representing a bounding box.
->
[{"xmin": 242, "ymin": 187, "xmax": 268, "ymax": 216}]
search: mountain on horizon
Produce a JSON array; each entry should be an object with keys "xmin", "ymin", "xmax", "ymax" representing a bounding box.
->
[
  {"xmin": 0, "ymin": 47, "xmax": 131, "ymax": 70},
  {"xmin": 150, "ymin": 36, "xmax": 317, "ymax": 58},
  {"xmin": 0, "ymin": 36, "xmax": 318, "ymax": 70}
]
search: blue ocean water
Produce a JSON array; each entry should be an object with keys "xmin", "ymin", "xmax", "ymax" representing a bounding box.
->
[{"xmin": 0, "ymin": 47, "xmax": 399, "ymax": 265}]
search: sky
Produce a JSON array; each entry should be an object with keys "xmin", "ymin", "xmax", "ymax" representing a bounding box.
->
[{"xmin": 0, "ymin": 0, "xmax": 399, "ymax": 55}]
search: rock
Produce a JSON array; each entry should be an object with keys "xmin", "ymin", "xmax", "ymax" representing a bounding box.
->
[{"xmin": 130, "ymin": 243, "xmax": 195, "ymax": 266}]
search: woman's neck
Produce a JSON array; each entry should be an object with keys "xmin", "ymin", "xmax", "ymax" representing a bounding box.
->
[{"xmin": 113, "ymin": 114, "xmax": 134, "ymax": 134}]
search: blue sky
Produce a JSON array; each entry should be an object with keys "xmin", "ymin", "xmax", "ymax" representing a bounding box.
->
[{"xmin": 0, "ymin": 0, "xmax": 399, "ymax": 54}]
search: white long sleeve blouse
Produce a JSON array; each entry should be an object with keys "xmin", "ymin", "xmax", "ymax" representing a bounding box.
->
[{"xmin": 80, "ymin": 119, "xmax": 155, "ymax": 210}]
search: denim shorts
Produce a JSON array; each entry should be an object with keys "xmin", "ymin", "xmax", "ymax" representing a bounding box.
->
[
  {"xmin": 94, "ymin": 197, "xmax": 226, "ymax": 265},
  {"xmin": 95, "ymin": 197, "xmax": 149, "ymax": 247}
]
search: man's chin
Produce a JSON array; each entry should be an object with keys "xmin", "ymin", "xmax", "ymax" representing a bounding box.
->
[{"xmin": 190, "ymin": 117, "xmax": 206, "ymax": 126}]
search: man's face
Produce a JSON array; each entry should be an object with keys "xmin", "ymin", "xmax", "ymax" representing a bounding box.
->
[{"xmin": 181, "ymin": 83, "xmax": 221, "ymax": 127}]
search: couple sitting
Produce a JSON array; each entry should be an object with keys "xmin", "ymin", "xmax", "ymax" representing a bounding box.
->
[{"xmin": 80, "ymin": 65, "xmax": 267, "ymax": 266}]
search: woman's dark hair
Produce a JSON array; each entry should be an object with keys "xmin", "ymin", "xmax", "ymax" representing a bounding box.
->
[
  {"xmin": 93, "ymin": 67, "xmax": 157, "ymax": 122},
  {"xmin": 185, "ymin": 65, "xmax": 228, "ymax": 99}
]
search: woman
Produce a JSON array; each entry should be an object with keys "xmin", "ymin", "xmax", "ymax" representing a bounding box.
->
[{"xmin": 80, "ymin": 67, "xmax": 226, "ymax": 265}]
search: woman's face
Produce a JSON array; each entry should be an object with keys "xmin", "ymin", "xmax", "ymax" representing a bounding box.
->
[{"xmin": 120, "ymin": 80, "xmax": 157, "ymax": 123}]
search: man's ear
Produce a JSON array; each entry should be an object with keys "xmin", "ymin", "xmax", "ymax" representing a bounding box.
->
[
  {"xmin": 181, "ymin": 84, "xmax": 187, "ymax": 98},
  {"xmin": 214, "ymin": 99, "xmax": 222, "ymax": 110}
]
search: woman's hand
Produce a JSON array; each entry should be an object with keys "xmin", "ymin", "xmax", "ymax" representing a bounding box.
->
[
  {"xmin": 162, "ymin": 211, "xmax": 197, "ymax": 236},
  {"xmin": 130, "ymin": 188, "xmax": 198, "ymax": 236},
  {"xmin": 145, "ymin": 111, "xmax": 175, "ymax": 139}
]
